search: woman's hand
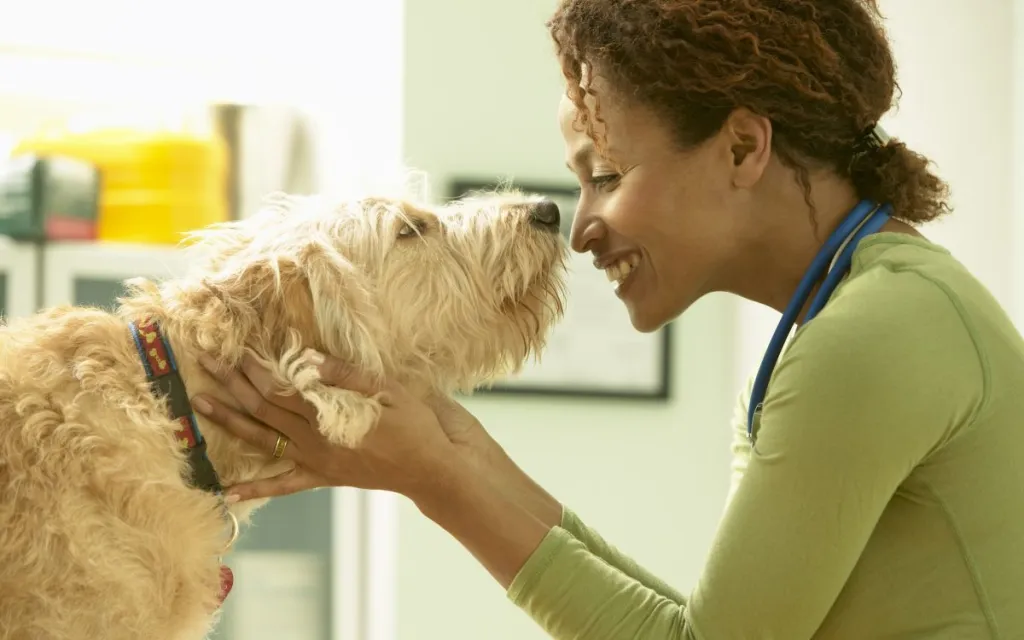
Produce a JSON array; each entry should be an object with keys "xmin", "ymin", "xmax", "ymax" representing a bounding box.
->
[
  {"xmin": 192, "ymin": 350, "xmax": 563, "ymax": 588},
  {"xmin": 190, "ymin": 351, "xmax": 561, "ymax": 530},
  {"xmin": 191, "ymin": 350, "xmax": 459, "ymax": 503}
]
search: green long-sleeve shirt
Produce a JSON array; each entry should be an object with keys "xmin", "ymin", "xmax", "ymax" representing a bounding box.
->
[{"xmin": 507, "ymin": 233, "xmax": 1024, "ymax": 639}]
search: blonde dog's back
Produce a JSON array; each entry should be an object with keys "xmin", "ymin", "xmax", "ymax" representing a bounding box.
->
[{"xmin": 0, "ymin": 307, "xmax": 229, "ymax": 640}]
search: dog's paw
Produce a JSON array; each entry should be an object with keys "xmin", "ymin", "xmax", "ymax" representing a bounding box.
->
[
  {"xmin": 299, "ymin": 379, "xmax": 382, "ymax": 447},
  {"xmin": 279, "ymin": 358, "xmax": 380, "ymax": 447},
  {"xmin": 267, "ymin": 336, "xmax": 384, "ymax": 447}
]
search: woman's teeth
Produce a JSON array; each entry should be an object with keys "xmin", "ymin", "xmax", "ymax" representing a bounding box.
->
[{"xmin": 604, "ymin": 254, "xmax": 641, "ymax": 286}]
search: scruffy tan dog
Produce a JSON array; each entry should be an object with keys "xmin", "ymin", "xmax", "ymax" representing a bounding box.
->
[{"xmin": 0, "ymin": 191, "xmax": 566, "ymax": 640}]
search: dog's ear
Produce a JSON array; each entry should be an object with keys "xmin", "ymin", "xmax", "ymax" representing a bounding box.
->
[
  {"xmin": 300, "ymin": 242, "xmax": 388, "ymax": 377},
  {"xmin": 278, "ymin": 242, "xmax": 389, "ymax": 447},
  {"xmin": 170, "ymin": 219, "xmax": 292, "ymax": 357}
]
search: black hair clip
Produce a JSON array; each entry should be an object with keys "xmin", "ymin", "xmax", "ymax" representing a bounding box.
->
[{"xmin": 852, "ymin": 123, "xmax": 892, "ymax": 154}]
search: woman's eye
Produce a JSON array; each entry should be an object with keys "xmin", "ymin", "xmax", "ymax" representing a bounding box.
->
[{"xmin": 587, "ymin": 174, "xmax": 621, "ymax": 191}]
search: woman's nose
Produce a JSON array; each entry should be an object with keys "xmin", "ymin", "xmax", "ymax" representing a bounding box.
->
[{"xmin": 570, "ymin": 208, "xmax": 605, "ymax": 253}]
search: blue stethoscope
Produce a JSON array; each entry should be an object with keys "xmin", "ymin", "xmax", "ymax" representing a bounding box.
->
[{"xmin": 746, "ymin": 199, "xmax": 892, "ymax": 441}]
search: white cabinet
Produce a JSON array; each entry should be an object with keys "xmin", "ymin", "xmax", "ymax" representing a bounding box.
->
[
  {"xmin": 41, "ymin": 241, "xmax": 189, "ymax": 310},
  {"xmin": 0, "ymin": 236, "xmax": 38, "ymax": 320}
]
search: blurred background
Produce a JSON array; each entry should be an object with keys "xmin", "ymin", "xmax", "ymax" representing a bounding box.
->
[{"xmin": 0, "ymin": 0, "xmax": 1020, "ymax": 639}]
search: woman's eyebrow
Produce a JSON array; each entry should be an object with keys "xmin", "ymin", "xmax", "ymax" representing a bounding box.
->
[{"xmin": 566, "ymin": 144, "xmax": 595, "ymax": 171}]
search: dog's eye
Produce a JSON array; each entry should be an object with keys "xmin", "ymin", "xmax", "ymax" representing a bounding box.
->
[{"xmin": 397, "ymin": 219, "xmax": 428, "ymax": 239}]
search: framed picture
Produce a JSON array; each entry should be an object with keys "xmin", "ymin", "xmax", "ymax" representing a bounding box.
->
[{"xmin": 449, "ymin": 178, "xmax": 672, "ymax": 400}]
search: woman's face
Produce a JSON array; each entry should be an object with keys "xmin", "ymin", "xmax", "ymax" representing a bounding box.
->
[{"xmin": 559, "ymin": 86, "xmax": 770, "ymax": 332}]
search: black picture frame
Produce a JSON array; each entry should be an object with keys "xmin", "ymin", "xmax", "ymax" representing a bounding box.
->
[{"xmin": 449, "ymin": 177, "xmax": 673, "ymax": 401}]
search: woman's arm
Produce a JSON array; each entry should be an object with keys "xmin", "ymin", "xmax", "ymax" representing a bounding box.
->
[
  {"xmin": 465, "ymin": 429, "xmax": 689, "ymax": 604},
  {"xmin": 539, "ymin": 380, "xmax": 764, "ymax": 609},
  {"xmin": 414, "ymin": 456, "xmax": 554, "ymax": 589},
  {"xmin": 415, "ymin": 459, "xmax": 698, "ymax": 638},
  {"xmin": 414, "ymin": 273, "xmax": 983, "ymax": 640},
  {"xmin": 416, "ymin": 458, "xmax": 683, "ymax": 608},
  {"xmin": 559, "ymin": 508, "xmax": 688, "ymax": 605}
]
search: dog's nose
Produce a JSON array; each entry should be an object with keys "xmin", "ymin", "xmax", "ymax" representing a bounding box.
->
[{"xmin": 529, "ymin": 200, "xmax": 561, "ymax": 232}]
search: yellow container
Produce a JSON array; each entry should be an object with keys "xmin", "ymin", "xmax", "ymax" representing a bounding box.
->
[{"xmin": 13, "ymin": 126, "xmax": 229, "ymax": 245}]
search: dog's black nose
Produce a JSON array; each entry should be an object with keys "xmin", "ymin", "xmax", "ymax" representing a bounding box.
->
[{"xmin": 529, "ymin": 200, "xmax": 561, "ymax": 232}]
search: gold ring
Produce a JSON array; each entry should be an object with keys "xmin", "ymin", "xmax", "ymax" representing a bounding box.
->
[{"xmin": 273, "ymin": 434, "xmax": 289, "ymax": 459}]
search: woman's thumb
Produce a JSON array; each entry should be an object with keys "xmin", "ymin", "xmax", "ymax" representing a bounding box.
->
[{"xmin": 302, "ymin": 349, "xmax": 383, "ymax": 398}]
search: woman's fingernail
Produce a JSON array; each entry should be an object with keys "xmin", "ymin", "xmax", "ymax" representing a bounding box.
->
[
  {"xmin": 192, "ymin": 396, "xmax": 213, "ymax": 415},
  {"xmin": 224, "ymin": 493, "xmax": 241, "ymax": 505},
  {"xmin": 302, "ymin": 348, "xmax": 325, "ymax": 366}
]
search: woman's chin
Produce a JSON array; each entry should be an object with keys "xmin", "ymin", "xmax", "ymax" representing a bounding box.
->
[
  {"xmin": 625, "ymin": 293, "xmax": 693, "ymax": 333},
  {"xmin": 626, "ymin": 303, "xmax": 668, "ymax": 333}
]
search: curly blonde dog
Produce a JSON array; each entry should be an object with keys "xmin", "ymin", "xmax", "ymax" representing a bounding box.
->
[{"xmin": 0, "ymin": 191, "xmax": 566, "ymax": 640}]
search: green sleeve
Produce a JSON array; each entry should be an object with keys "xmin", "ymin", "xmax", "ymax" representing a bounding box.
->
[
  {"xmin": 554, "ymin": 377, "xmax": 753, "ymax": 607},
  {"xmin": 725, "ymin": 376, "xmax": 755, "ymax": 508},
  {"xmin": 507, "ymin": 269, "xmax": 985, "ymax": 639},
  {"xmin": 560, "ymin": 507, "xmax": 687, "ymax": 605}
]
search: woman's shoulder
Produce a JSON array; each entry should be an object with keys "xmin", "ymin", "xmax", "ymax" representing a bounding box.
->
[
  {"xmin": 775, "ymin": 229, "xmax": 1024, "ymax": 440},
  {"xmin": 808, "ymin": 231, "xmax": 1005, "ymax": 359},
  {"xmin": 774, "ymin": 234, "xmax": 992, "ymax": 439},
  {"xmin": 825, "ymin": 231, "xmax": 1017, "ymax": 367}
]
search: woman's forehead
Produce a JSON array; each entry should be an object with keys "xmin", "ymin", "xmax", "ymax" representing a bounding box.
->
[{"xmin": 558, "ymin": 89, "xmax": 666, "ymax": 161}]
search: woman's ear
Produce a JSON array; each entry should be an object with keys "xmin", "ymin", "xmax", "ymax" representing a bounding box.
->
[{"xmin": 726, "ymin": 108, "xmax": 773, "ymax": 189}]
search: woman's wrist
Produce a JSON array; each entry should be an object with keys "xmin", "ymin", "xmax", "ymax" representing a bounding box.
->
[
  {"xmin": 413, "ymin": 455, "xmax": 555, "ymax": 589},
  {"xmin": 495, "ymin": 456, "xmax": 564, "ymax": 529},
  {"xmin": 462, "ymin": 444, "xmax": 563, "ymax": 529}
]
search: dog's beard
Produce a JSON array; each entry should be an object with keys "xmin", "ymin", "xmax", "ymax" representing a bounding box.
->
[{"xmin": 496, "ymin": 261, "xmax": 567, "ymax": 374}]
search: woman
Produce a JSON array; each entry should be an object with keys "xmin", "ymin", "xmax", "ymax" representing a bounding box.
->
[{"xmin": 190, "ymin": 0, "xmax": 1024, "ymax": 637}]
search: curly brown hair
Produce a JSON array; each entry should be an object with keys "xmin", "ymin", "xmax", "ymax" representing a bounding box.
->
[{"xmin": 547, "ymin": 0, "xmax": 951, "ymax": 224}]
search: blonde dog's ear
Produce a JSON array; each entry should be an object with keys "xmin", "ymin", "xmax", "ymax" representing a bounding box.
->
[
  {"xmin": 300, "ymin": 242, "xmax": 387, "ymax": 374},
  {"xmin": 174, "ymin": 219, "xmax": 299, "ymax": 357}
]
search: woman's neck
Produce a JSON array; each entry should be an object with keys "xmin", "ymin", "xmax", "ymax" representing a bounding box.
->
[
  {"xmin": 726, "ymin": 172, "xmax": 868, "ymax": 319},
  {"xmin": 729, "ymin": 181, "xmax": 926, "ymax": 327}
]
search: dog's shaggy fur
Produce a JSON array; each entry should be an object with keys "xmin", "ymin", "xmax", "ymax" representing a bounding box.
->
[{"xmin": 0, "ymin": 191, "xmax": 566, "ymax": 639}]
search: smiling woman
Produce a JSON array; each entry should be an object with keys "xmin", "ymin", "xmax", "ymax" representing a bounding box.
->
[
  {"xmin": 553, "ymin": 4, "xmax": 947, "ymax": 332},
  {"xmin": 194, "ymin": 1, "xmax": 1024, "ymax": 639}
]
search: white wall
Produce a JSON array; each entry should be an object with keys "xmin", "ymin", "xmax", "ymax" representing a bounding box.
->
[
  {"xmin": 1014, "ymin": 0, "xmax": 1024, "ymax": 326},
  {"xmin": 398, "ymin": 1, "xmax": 736, "ymax": 639},
  {"xmin": 400, "ymin": 1, "xmax": 1023, "ymax": 639}
]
